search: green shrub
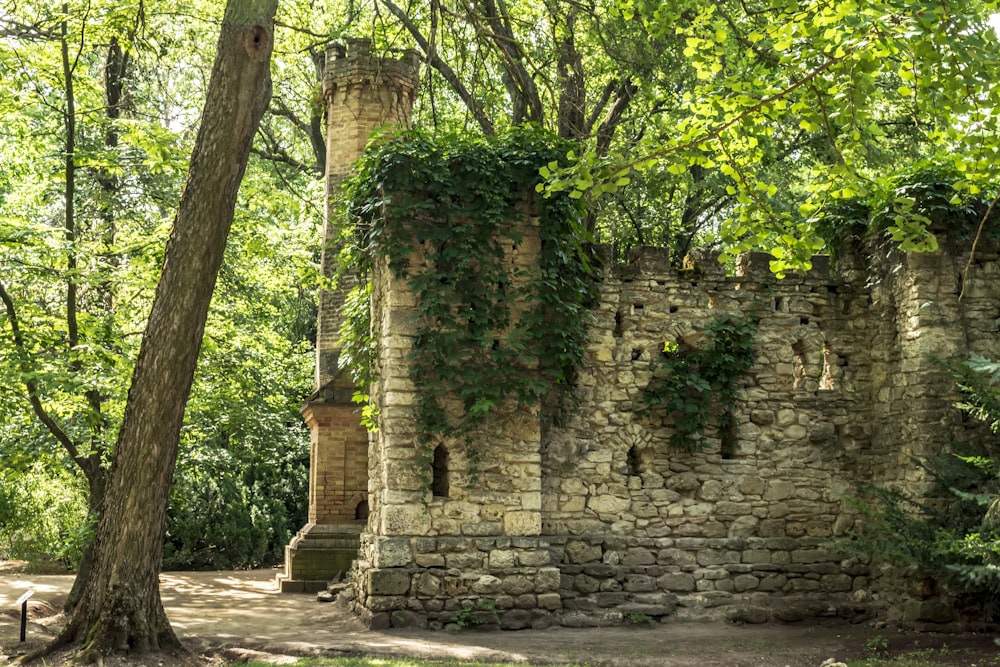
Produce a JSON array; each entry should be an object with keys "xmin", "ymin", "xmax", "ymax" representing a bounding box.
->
[
  {"xmin": 0, "ymin": 462, "xmax": 88, "ymax": 567},
  {"xmin": 848, "ymin": 355, "xmax": 1000, "ymax": 618}
]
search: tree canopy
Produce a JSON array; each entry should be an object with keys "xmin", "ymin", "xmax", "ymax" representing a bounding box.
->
[{"xmin": 318, "ymin": 0, "xmax": 1000, "ymax": 268}]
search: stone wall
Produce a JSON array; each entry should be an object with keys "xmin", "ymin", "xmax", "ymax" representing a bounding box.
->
[
  {"xmin": 348, "ymin": 212, "xmax": 1000, "ymax": 628},
  {"xmin": 300, "ymin": 35, "xmax": 1000, "ymax": 631}
]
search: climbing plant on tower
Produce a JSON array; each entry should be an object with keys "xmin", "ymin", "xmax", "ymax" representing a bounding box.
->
[{"xmin": 338, "ymin": 127, "xmax": 599, "ymax": 479}]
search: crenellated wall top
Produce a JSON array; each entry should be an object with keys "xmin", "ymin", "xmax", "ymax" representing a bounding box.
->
[{"xmin": 323, "ymin": 37, "xmax": 420, "ymax": 98}]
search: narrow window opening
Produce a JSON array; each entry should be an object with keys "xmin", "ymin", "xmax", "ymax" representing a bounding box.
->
[
  {"xmin": 355, "ymin": 499, "xmax": 370, "ymax": 520},
  {"xmin": 819, "ymin": 343, "xmax": 836, "ymax": 390},
  {"xmin": 432, "ymin": 445, "xmax": 450, "ymax": 498},
  {"xmin": 631, "ymin": 349, "xmax": 642, "ymax": 361},
  {"xmin": 792, "ymin": 340, "xmax": 807, "ymax": 390},
  {"xmin": 627, "ymin": 446, "xmax": 642, "ymax": 477},
  {"xmin": 720, "ymin": 417, "xmax": 738, "ymax": 459},
  {"xmin": 669, "ymin": 305, "xmax": 679, "ymax": 314},
  {"xmin": 633, "ymin": 303, "xmax": 644, "ymax": 312},
  {"xmin": 800, "ymin": 316, "xmax": 810, "ymax": 325},
  {"xmin": 773, "ymin": 296, "xmax": 783, "ymax": 311},
  {"xmin": 613, "ymin": 311, "xmax": 623, "ymax": 338}
]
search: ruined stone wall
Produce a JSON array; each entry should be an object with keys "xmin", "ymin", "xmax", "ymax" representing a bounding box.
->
[
  {"xmin": 350, "ymin": 205, "xmax": 1000, "ymax": 628},
  {"xmin": 539, "ymin": 248, "xmax": 876, "ymax": 625},
  {"xmin": 352, "ymin": 210, "xmax": 558, "ymax": 629}
]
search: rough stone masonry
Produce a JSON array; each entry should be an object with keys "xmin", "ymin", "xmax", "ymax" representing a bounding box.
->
[{"xmin": 279, "ymin": 37, "xmax": 1000, "ymax": 631}]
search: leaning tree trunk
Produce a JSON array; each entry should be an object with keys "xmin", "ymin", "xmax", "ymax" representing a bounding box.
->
[{"xmin": 25, "ymin": 0, "xmax": 277, "ymax": 660}]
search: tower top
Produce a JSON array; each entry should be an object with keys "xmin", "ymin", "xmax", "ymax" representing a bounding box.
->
[{"xmin": 323, "ymin": 37, "xmax": 420, "ymax": 101}]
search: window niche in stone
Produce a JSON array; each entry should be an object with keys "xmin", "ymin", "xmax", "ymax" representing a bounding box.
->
[
  {"xmin": 355, "ymin": 498, "xmax": 370, "ymax": 520},
  {"xmin": 627, "ymin": 445, "xmax": 643, "ymax": 486},
  {"xmin": 431, "ymin": 444, "xmax": 450, "ymax": 498},
  {"xmin": 792, "ymin": 335, "xmax": 831, "ymax": 392},
  {"xmin": 720, "ymin": 419, "xmax": 738, "ymax": 459},
  {"xmin": 819, "ymin": 342, "xmax": 836, "ymax": 391}
]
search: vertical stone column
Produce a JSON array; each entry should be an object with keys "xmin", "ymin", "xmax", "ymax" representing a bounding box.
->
[
  {"xmin": 353, "ymin": 207, "xmax": 559, "ymax": 630},
  {"xmin": 279, "ymin": 38, "xmax": 419, "ymax": 593}
]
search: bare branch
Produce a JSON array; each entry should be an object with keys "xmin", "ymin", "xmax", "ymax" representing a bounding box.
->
[{"xmin": 380, "ymin": 0, "xmax": 495, "ymax": 135}]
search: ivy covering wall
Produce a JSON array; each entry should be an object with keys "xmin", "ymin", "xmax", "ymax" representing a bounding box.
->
[{"xmin": 337, "ymin": 127, "xmax": 596, "ymax": 463}]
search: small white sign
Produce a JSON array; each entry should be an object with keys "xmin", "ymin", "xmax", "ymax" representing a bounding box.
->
[{"xmin": 15, "ymin": 590, "xmax": 34, "ymax": 606}]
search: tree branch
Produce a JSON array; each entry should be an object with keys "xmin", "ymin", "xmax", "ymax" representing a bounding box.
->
[
  {"xmin": 380, "ymin": 0, "xmax": 495, "ymax": 135},
  {"xmin": 0, "ymin": 279, "xmax": 83, "ymax": 463}
]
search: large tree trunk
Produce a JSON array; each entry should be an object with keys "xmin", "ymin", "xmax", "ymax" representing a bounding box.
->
[{"xmin": 25, "ymin": 0, "xmax": 277, "ymax": 660}]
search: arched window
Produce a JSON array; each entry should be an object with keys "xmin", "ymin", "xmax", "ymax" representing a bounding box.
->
[
  {"xmin": 432, "ymin": 445, "xmax": 450, "ymax": 498},
  {"xmin": 354, "ymin": 498, "xmax": 369, "ymax": 520}
]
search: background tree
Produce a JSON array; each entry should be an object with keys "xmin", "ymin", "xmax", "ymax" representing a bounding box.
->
[{"xmin": 1, "ymin": 0, "xmax": 320, "ymax": 577}]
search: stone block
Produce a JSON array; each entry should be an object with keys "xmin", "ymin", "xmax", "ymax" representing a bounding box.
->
[
  {"xmin": 537, "ymin": 592, "xmax": 562, "ymax": 610},
  {"xmin": 536, "ymin": 567, "xmax": 562, "ymax": 592},
  {"xmin": 501, "ymin": 575, "xmax": 535, "ymax": 595},
  {"xmin": 390, "ymin": 609, "xmax": 427, "ymax": 629},
  {"xmin": 657, "ymin": 572, "xmax": 696, "ymax": 592},
  {"xmin": 624, "ymin": 574, "xmax": 656, "ymax": 592},
  {"xmin": 489, "ymin": 549, "xmax": 516, "ymax": 569},
  {"xmin": 517, "ymin": 549, "xmax": 551, "ymax": 567},
  {"xmin": 566, "ymin": 540, "xmax": 603, "ymax": 564},
  {"xmin": 500, "ymin": 609, "xmax": 533, "ymax": 630},
  {"xmin": 381, "ymin": 505, "xmax": 431, "ymax": 535},
  {"xmin": 368, "ymin": 570, "xmax": 411, "ymax": 596},
  {"xmin": 415, "ymin": 572, "xmax": 442, "ymax": 596},
  {"xmin": 622, "ymin": 547, "xmax": 656, "ymax": 566},
  {"xmin": 504, "ymin": 510, "xmax": 541, "ymax": 536},
  {"xmin": 372, "ymin": 537, "xmax": 414, "ymax": 568},
  {"xmin": 472, "ymin": 575, "xmax": 503, "ymax": 595},
  {"xmin": 575, "ymin": 574, "xmax": 600, "ymax": 593}
]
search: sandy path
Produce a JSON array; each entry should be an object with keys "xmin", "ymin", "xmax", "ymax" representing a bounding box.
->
[{"xmin": 2, "ymin": 568, "xmax": 998, "ymax": 666}]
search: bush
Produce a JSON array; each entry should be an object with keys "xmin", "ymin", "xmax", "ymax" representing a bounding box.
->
[
  {"xmin": 164, "ymin": 431, "xmax": 308, "ymax": 570},
  {"xmin": 849, "ymin": 355, "xmax": 1000, "ymax": 618},
  {"xmin": 0, "ymin": 463, "xmax": 89, "ymax": 567}
]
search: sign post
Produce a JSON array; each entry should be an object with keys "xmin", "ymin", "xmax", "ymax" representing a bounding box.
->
[{"xmin": 16, "ymin": 589, "xmax": 34, "ymax": 642}]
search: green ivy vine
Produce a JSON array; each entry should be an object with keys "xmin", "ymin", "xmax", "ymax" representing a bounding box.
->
[
  {"xmin": 642, "ymin": 315, "xmax": 758, "ymax": 453},
  {"xmin": 336, "ymin": 127, "xmax": 596, "ymax": 477}
]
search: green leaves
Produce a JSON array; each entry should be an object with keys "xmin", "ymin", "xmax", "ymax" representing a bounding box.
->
[
  {"xmin": 643, "ymin": 315, "xmax": 758, "ymax": 451},
  {"xmin": 338, "ymin": 128, "xmax": 595, "ymax": 474}
]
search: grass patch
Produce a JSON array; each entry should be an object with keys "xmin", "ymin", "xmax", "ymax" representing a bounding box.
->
[{"xmin": 847, "ymin": 644, "xmax": 1000, "ymax": 666}]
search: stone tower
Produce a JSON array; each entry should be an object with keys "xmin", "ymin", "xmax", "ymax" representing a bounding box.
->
[{"xmin": 279, "ymin": 38, "xmax": 419, "ymax": 592}]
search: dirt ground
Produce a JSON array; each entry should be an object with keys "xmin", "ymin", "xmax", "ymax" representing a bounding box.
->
[{"xmin": 2, "ymin": 563, "xmax": 999, "ymax": 667}]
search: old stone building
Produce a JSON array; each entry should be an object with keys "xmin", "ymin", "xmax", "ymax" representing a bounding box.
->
[{"xmin": 279, "ymin": 38, "xmax": 1000, "ymax": 630}]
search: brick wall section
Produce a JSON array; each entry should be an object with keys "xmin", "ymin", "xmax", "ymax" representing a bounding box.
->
[
  {"xmin": 280, "ymin": 39, "xmax": 419, "ymax": 593},
  {"xmin": 303, "ymin": 403, "xmax": 369, "ymax": 524},
  {"xmin": 316, "ymin": 39, "xmax": 419, "ymax": 390}
]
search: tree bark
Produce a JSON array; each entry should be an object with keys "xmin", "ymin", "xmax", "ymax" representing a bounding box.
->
[{"xmin": 24, "ymin": 0, "xmax": 277, "ymax": 659}]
